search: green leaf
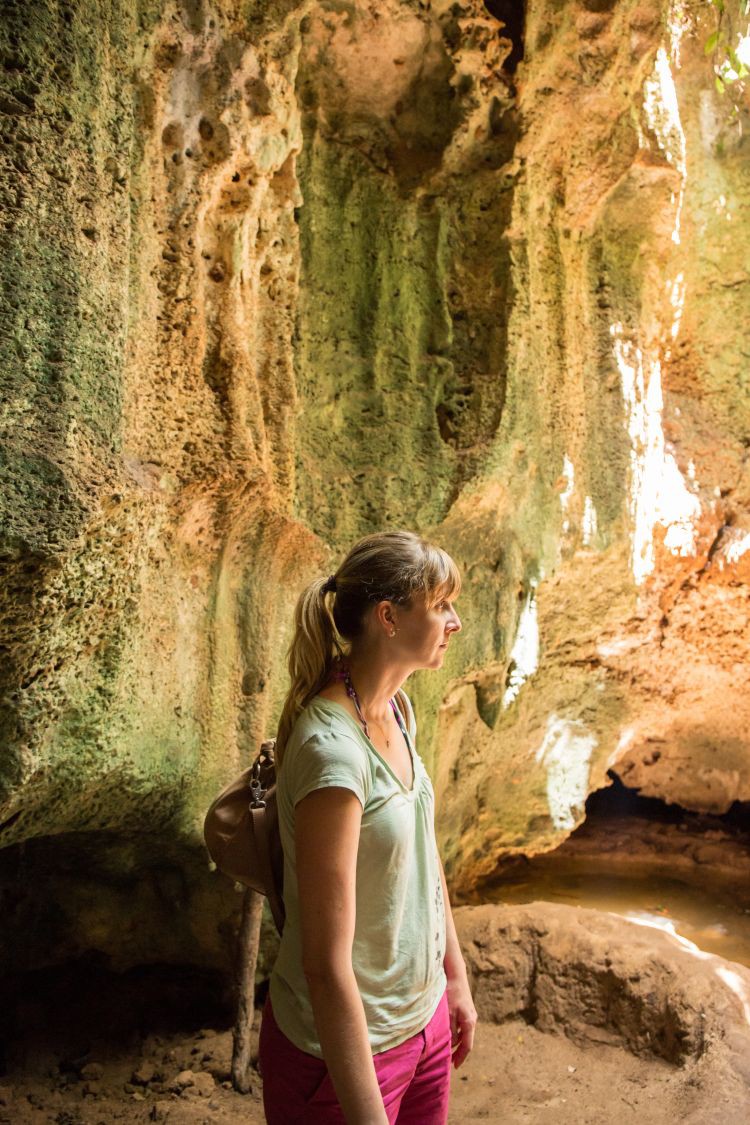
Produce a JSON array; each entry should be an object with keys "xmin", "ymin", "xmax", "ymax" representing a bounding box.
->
[
  {"xmin": 715, "ymin": 73, "xmax": 726, "ymax": 94},
  {"xmin": 705, "ymin": 30, "xmax": 720, "ymax": 54}
]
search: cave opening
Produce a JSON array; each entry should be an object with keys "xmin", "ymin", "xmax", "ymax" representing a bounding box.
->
[
  {"xmin": 589, "ymin": 770, "xmax": 750, "ymax": 830},
  {"xmin": 483, "ymin": 0, "xmax": 526, "ymax": 75},
  {"xmin": 475, "ymin": 774, "xmax": 750, "ymax": 967}
]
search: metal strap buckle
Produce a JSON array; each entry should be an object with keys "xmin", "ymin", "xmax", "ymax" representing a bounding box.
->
[{"xmin": 249, "ymin": 764, "xmax": 266, "ymax": 809}]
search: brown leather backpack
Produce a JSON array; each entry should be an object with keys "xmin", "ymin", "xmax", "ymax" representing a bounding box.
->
[{"xmin": 203, "ymin": 740, "xmax": 285, "ymax": 935}]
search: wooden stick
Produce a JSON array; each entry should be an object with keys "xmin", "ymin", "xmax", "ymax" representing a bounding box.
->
[{"xmin": 231, "ymin": 887, "xmax": 264, "ymax": 1093}]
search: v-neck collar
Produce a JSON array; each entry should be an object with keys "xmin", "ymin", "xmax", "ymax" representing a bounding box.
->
[{"xmin": 311, "ymin": 696, "xmax": 417, "ymax": 795}]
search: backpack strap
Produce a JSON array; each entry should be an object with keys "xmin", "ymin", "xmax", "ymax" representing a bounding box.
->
[
  {"xmin": 394, "ymin": 689, "xmax": 415, "ymax": 746},
  {"xmin": 250, "ymin": 803, "xmax": 285, "ymax": 935}
]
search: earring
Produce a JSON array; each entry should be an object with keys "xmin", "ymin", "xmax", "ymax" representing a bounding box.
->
[{"xmin": 390, "ymin": 630, "xmax": 396, "ymax": 637}]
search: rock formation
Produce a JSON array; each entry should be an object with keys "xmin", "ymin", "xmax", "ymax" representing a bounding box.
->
[
  {"xmin": 1, "ymin": 0, "xmax": 749, "ymax": 972},
  {"xmin": 455, "ymin": 902, "xmax": 750, "ymax": 1122}
]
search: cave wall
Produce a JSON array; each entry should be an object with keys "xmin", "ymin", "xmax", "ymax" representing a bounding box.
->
[
  {"xmin": 289, "ymin": 0, "xmax": 750, "ymax": 877},
  {"xmin": 0, "ymin": 0, "xmax": 311, "ymax": 858},
  {"xmin": 1, "ymin": 0, "xmax": 749, "ymax": 970},
  {"xmin": 434, "ymin": 0, "xmax": 750, "ymax": 887}
]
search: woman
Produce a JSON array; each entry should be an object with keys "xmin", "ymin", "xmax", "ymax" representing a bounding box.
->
[{"xmin": 259, "ymin": 530, "xmax": 477, "ymax": 1123}]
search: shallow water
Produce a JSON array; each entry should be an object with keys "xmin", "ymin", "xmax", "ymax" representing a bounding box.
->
[{"xmin": 480, "ymin": 870, "xmax": 750, "ymax": 967}]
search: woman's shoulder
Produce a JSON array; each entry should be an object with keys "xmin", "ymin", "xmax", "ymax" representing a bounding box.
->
[
  {"xmin": 286, "ymin": 696, "xmax": 366, "ymax": 759},
  {"xmin": 281, "ymin": 699, "xmax": 373, "ymax": 803}
]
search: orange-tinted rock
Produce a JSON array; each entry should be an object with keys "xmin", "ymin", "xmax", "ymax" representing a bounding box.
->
[{"xmin": 1, "ymin": 0, "xmax": 749, "ymax": 964}]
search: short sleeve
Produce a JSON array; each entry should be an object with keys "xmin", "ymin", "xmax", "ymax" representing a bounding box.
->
[{"xmin": 288, "ymin": 731, "xmax": 371, "ymax": 809}]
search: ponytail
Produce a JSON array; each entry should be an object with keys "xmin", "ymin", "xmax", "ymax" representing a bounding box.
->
[{"xmin": 275, "ymin": 577, "xmax": 341, "ymax": 765}]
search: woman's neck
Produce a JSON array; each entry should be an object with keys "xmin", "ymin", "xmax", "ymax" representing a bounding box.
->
[{"xmin": 344, "ymin": 649, "xmax": 407, "ymax": 722}]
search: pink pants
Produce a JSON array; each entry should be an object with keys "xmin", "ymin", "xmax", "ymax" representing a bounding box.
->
[{"xmin": 259, "ymin": 991, "xmax": 451, "ymax": 1124}]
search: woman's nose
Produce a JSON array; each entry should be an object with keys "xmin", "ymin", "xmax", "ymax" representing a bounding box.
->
[{"xmin": 448, "ymin": 610, "xmax": 462, "ymax": 634}]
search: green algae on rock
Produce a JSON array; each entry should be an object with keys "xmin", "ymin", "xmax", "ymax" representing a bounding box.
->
[{"xmin": 0, "ymin": 0, "xmax": 749, "ymax": 976}]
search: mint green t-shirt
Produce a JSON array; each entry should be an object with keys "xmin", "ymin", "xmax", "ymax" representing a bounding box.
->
[{"xmin": 268, "ymin": 692, "xmax": 447, "ymax": 1057}]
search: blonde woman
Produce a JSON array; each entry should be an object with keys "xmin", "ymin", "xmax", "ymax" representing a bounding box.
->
[{"xmin": 259, "ymin": 530, "xmax": 476, "ymax": 1124}]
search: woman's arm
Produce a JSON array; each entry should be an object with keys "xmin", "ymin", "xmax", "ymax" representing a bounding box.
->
[
  {"xmin": 295, "ymin": 786, "xmax": 388, "ymax": 1125},
  {"xmin": 439, "ymin": 858, "xmax": 477, "ymax": 1068}
]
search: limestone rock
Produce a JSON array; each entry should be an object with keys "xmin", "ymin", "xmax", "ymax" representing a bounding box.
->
[{"xmin": 0, "ymin": 0, "xmax": 749, "ymax": 972}]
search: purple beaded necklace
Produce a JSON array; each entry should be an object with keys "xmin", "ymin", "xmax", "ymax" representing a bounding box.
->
[{"xmin": 332, "ymin": 662, "xmax": 409, "ymax": 749}]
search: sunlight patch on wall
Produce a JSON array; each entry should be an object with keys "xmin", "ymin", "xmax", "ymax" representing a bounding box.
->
[
  {"xmin": 582, "ymin": 496, "xmax": 598, "ymax": 546},
  {"xmin": 712, "ymin": 193, "xmax": 735, "ymax": 223},
  {"xmin": 605, "ymin": 725, "xmax": 636, "ymax": 770},
  {"xmin": 559, "ymin": 457, "xmax": 597, "ymax": 546},
  {"xmin": 668, "ymin": 271, "xmax": 686, "ymax": 342},
  {"xmin": 737, "ymin": 31, "xmax": 750, "ymax": 68},
  {"xmin": 643, "ymin": 46, "xmax": 687, "ymax": 245},
  {"xmin": 725, "ymin": 531, "xmax": 750, "ymax": 564},
  {"xmin": 559, "ymin": 455, "xmax": 575, "ymax": 534},
  {"xmin": 502, "ymin": 586, "xmax": 539, "ymax": 708},
  {"xmin": 611, "ymin": 323, "xmax": 701, "ymax": 585},
  {"xmin": 722, "ymin": 530, "xmax": 750, "ymax": 567},
  {"xmin": 534, "ymin": 715, "xmax": 598, "ymax": 831},
  {"xmin": 642, "ymin": 48, "xmax": 684, "ymax": 168},
  {"xmin": 667, "ymin": 0, "xmax": 691, "ymax": 66},
  {"xmin": 663, "ymin": 268, "xmax": 687, "ymax": 362},
  {"xmin": 719, "ymin": 30, "xmax": 750, "ymax": 82}
]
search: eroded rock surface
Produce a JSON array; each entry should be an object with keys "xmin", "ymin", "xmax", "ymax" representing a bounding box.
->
[
  {"xmin": 428, "ymin": 0, "xmax": 750, "ymax": 886},
  {"xmin": 1, "ymin": 0, "xmax": 749, "ymax": 969}
]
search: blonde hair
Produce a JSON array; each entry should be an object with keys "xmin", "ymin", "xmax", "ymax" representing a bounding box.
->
[{"xmin": 274, "ymin": 530, "xmax": 461, "ymax": 764}]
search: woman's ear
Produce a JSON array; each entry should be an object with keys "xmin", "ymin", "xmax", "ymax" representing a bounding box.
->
[{"xmin": 375, "ymin": 599, "xmax": 396, "ymax": 636}]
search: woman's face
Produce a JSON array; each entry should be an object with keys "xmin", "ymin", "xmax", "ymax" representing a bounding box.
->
[{"xmin": 392, "ymin": 589, "xmax": 462, "ymax": 670}]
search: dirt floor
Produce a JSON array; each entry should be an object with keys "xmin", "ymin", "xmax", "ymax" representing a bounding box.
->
[{"xmin": 0, "ymin": 1011, "xmax": 708, "ymax": 1125}]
